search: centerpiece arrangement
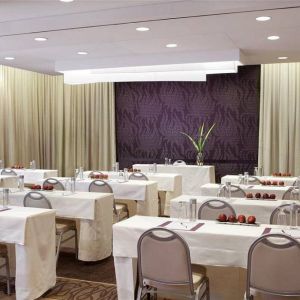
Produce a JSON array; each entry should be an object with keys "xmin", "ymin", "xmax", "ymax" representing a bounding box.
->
[{"xmin": 180, "ymin": 122, "xmax": 215, "ymax": 166}]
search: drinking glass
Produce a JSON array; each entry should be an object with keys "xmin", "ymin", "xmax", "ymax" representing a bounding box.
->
[
  {"xmin": 244, "ymin": 172, "xmax": 249, "ymax": 185},
  {"xmin": 70, "ymin": 177, "xmax": 76, "ymax": 193},
  {"xmin": 164, "ymin": 158, "xmax": 168, "ymax": 166},
  {"xmin": 178, "ymin": 201, "xmax": 187, "ymax": 223},
  {"xmin": 124, "ymin": 168, "xmax": 129, "ymax": 181},
  {"xmin": 277, "ymin": 208, "xmax": 287, "ymax": 226},
  {"xmin": 153, "ymin": 163, "xmax": 157, "ymax": 173},
  {"xmin": 238, "ymin": 174, "xmax": 243, "ymax": 184},
  {"xmin": 254, "ymin": 167, "xmax": 258, "ymax": 176},
  {"xmin": 0, "ymin": 160, "xmax": 4, "ymax": 169},
  {"xmin": 2, "ymin": 189, "xmax": 9, "ymax": 208},
  {"xmin": 225, "ymin": 182, "xmax": 231, "ymax": 199},
  {"xmin": 168, "ymin": 159, "xmax": 172, "ymax": 165},
  {"xmin": 64, "ymin": 179, "xmax": 70, "ymax": 195},
  {"xmin": 148, "ymin": 165, "xmax": 153, "ymax": 174},
  {"xmin": 18, "ymin": 175, "xmax": 24, "ymax": 191}
]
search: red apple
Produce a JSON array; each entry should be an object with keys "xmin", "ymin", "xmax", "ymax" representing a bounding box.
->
[
  {"xmin": 246, "ymin": 193, "xmax": 253, "ymax": 198},
  {"xmin": 278, "ymin": 172, "xmax": 282, "ymax": 176},
  {"xmin": 272, "ymin": 181, "xmax": 278, "ymax": 185},
  {"xmin": 279, "ymin": 181, "xmax": 284, "ymax": 186},
  {"xmin": 228, "ymin": 215, "xmax": 237, "ymax": 223},
  {"xmin": 262, "ymin": 193, "xmax": 269, "ymax": 199},
  {"xmin": 237, "ymin": 215, "xmax": 246, "ymax": 223},
  {"xmin": 261, "ymin": 180, "xmax": 266, "ymax": 185},
  {"xmin": 218, "ymin": 214, "xmax": 227, "ymax": 222},
  {"xmin": 247, "ymin": 216, "xmax": 256, "ymax": 224},
  {"xmin": 287, "ymin": 173, "xmax": 291, "ymax": 177},
  {"xmin": 255, "ymin": 192, "xmax": 261, "ymax": 199},
  {"xmin": 266, "ymin": 180, "xmax": 271, "ymax": 185},
  {"xmin": 269, "ymin": 194, "xmax": 276, "ymax": 199}
]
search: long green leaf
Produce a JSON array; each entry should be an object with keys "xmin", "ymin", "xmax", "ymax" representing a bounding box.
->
[
  {"xmin": 200, "ymin": 123, "xmax": 216, "ymax": 149},
  {"xmin": 198, "ymin": 122, "xmax": 205, "ymax": 150},
  {"xmin": 180, "ymin": 132, "xmax": 200, "ymax": 152}
]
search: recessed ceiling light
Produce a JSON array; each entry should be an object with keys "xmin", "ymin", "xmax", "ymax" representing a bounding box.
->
[
  {"xmin": 267, "ymin": 35, "xmax": 280, "ymax": 40},
  {"xmin": 77, "ymin": 51, "xmax": 88, "ymax": 55},
  {"xmin": 4, "ymin": 57, "xmax": 15, "ymax": 60},
  {"xmin": 34, "ymin": 37, "xmax": 48, "ymax": 42},
  {"xmin": 166, "ymin": 43, "xmax": 178, "ymax": 48},
  {"xmin": 136, "ymin": 27, "xmax": 150, "ymax": 32},
  {"xmin": 278, "ymin": 56, "xmax": 288, "ymax": 60},
  {"xmin": 60, "ymin": 0, "xmax": 74, "ymax": 2},
  {"xmin": 256, "ymin": 16, "xmax": 271, "ymax": 22}
]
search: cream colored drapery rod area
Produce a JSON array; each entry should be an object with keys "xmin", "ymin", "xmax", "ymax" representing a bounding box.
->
[
  {"xmin": 0, "ymin": 65, "xmax": 116, "ymax": 176},
  {"xmin": 259, "ymin": 62, "xmax": 300, "ymax": 176}
]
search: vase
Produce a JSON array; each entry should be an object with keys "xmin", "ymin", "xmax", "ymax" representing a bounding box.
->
[{"xmin": 196, "ymin": 152, "xmax": 204, "ymax": 166}]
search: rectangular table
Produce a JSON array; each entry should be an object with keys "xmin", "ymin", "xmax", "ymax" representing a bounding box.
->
[
  {"xmin": 0, "ymin": 206, "xmax": 56, "ymax": 300},
  {"xmin": 221, "ymin": 175, "xmax": 297, "ymax": 186},
  {"xmin": 0, "ymin": 175, "xmax": 18, "ymax": 188},
  {"xmin": 170, "ymin": 195, "xmax": 295, "ymax": 224},
  {"xmin": 201, "ymin": 183, "xmax": 290, "ymax": 200},
  {"xmin": 7, "ymin": 189, "xmax": 114, "ymax": 261},
  {"xmin": 84, "ymin": 171, "xmax": 182, "ymax": 215},
  {"xmin": 133, "ymin": 164, "xmax": 215, "ymax": 195},
  {"xmin": 38, "ymin": 177, "xmax": 159, "ymax": 216},
  {"xmin": 113, "ymin": 215, "xmax": 289, "ymax": 300}
]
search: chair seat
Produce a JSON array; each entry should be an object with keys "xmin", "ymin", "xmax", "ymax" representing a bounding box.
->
[
  {"xmin": 56, "ymin": 221, "xmax": 76, "ymax": 234},
  {"xmin": 116, "ymin": 203, "xmax": 127, "ymax": 213},
  {"xmin": 0, "ymin": 243, "xmax": 8, "ymax": 257}
]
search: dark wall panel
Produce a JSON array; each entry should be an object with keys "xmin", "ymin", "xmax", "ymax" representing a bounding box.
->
[{"xmin": 115, "ymin": 65, "xmax": 260, "ymax": 182}]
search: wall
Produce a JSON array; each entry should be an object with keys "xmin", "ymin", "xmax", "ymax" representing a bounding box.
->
[{"xmin": 115, "ymin": 65, "xmax": 260, "ymax": 181}]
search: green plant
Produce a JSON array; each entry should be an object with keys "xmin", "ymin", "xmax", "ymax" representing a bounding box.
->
[{"xmin": 180, "ymin": 122, "xmax": 216, "ymax": 153}]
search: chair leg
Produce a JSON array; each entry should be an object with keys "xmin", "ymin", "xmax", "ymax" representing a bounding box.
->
[
  {"xmin": 56, "ymin": 232, "xmax": 64, "ymax": 265},
  {"xmin": 4, "ymin": 255, "xmax": 11, "ymax": 295},
  {"xmin": 136, "ymin": 286, "xmax": 143, "ymax": 300},
  {"xmin": 74, "ymin": 228, "xmax": 79, "ymax": 260},
  {"xmin": 158, "ymin": 194, "xmax": 162, "ymax": 216}
]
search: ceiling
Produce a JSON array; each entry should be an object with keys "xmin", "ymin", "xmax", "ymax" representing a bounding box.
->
[{"xmin": 1, "ymin": 0, "xmax": 300, "ymax": 74}]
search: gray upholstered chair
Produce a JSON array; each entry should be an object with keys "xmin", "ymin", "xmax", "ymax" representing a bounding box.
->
[
  {"xmin": 246, "ymin": 234, "xmax": 300, "ymax": 300},
  {"xmin": 270, "ymin": 203, "xmax": 300, "ymax": 226},
  {"xmin": 219, "ymin": 184, "xmax": 246, "ymax": 198},
  {"xmin": 23, "ymin": 191, "xmax": 78, "ymax": 264},
  {"xmin": 43, "ymin": 178, "xmax": 65, "ymax": 190},
  {"xmin": 173, "ymin": 160, "xmax": 186, "ymax": 166},
  {"xmin": 1, "ymin": 169, "xmax": 17, "ymax": 176},
  {"xmin": 282, "ymin": 187, "xmax": 299, "ymax": 200},
  {"xmin": 0, "ymin": 243, "xmax": 11, "ymax": 295},
  {"xmin": 137, "ymin": 228, "xmax": 210, "ymax": 300},
  {"xmin": 129, "ymin": 172, "xmax": 149, "ymax": 181},
  {"xmin": 198, "ymin": 199, "xmax": 236, "ymax": 220},
  {"xmin": 88, "ymin": 179, "xmax": 129, "ymax": 221}
]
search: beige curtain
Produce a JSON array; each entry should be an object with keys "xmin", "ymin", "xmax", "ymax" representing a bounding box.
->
[
  {"xmin": 259, "ymin": 63, "xmax": 300, "ymax": 176},
  {"xmin": 0, "ymin": 65, "xmax": 116, "ymax": 176}
]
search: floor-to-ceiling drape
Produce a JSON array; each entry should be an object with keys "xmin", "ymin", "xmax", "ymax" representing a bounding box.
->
[
  {"xmin": 259, "ymin": 63, "xmax": 300, "ymax": 175},
  {"xmin": 0, "ymin": 65, "xmax": 116, "ymax": 176}
]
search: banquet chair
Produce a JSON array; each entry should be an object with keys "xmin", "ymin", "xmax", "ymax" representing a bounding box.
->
[
  {"xmin": 246, "ymin": 233, "xmax": 300, "ymax": 300},
  {"xmin": 282, "ymin": 187, "xmax": 299, "ymax": 200},
  {"xmin": 1, "ymin": 169, "xmax": 17, "ymax": 176},
  {"xmin": 0, "ymin": 243, "xmax": 11, "ymax": 295},
  {"xmin": 88, "ymin": 180, "xmax": 129, "ymax": 222},
  {"xmin": 173, "ymin": 160, "xmax": 186, "ymax": 166},
  {"xmin": 23, "ymin": 192, "xmax": 78, "ymax": 265},
  {"xmin": 137, "ymin": 228, "xmax": 210, "ymax": 300},
  {"xmin": 43, "ymin": 178, "xmax": 64, "ymax": 190},
  {"xmin": 219, "ymin": 184, "xmax": 246, "ymax": 198},
  {"xmin": 198, "ymin": 199, "xmax": 236, "ymax": 220},
  {"xmin": 270, "ymin": 203, "xmax": 300, "ymax": 226},
  {"xmin": 248, "ymin": 176, "xmax": 262, "ymax": 185},
  {"xmin": 129, "ymin": 172, "xmax": 149, "ymax": 181}
]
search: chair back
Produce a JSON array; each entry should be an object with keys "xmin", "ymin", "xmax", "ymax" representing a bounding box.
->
[
  {"xmin": 129, "ymin": 172, "xmax": 149, "ymax": 181},
  {"xmin": 173, "ymin": 160, "xmax": 186, "ymax": 166},
  {"xmin": 24, "ymin": 191, "xmax": 52, "ymax": 209},
  {"xmin": 1, "ymin": 168, "xmax": 17, "ymax": 176},
  {"xmin": 282, "ymin": 187, "xmax": 299, "ymax": 200},
  {"xmin": 137, "ymin": 228, "xmax": 194, "ymax": 295},
  {"xmin": 43, "ymin": 178, "xmax": 64, "ymax": 190},
  {"xmin": 88, "ymin": 180, "xmax": 113, "ymax": 193},
  {"xmin": 248, "ymin": 176, "xmax": 261, "ymax": 185},
  {"xmin": 246, "ymin": 234, "xmax": 300, "ymax": 298},
  {"xmin": 219, "ymin": 184, "xmax": 246, "ymax": 198},
  {"xmin": 198, "ymin": 199, "xmax": 236, "ymax": 220},
  {"xmin": 270, "ymin": 203, "xmax": 300, "ymax": 226}
]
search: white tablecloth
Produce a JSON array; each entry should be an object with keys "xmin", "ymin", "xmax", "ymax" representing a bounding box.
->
[
  {"xmin": 38, "ymin": 177, "xmax": 159, "ymax": 216},
  {"xmin": 0, "ymin": 169, "xmax": 58, "ymax": 184},
  {"xmin": 133, "ymin": 164, "xmax": 215, "ymax": 195},
  {"xmin": 113, "ymin": 215, "xmax": 287, "ymax": 300},
  {"xmin": 0, "ymin": 175, "xmax": 18, "ymax": 187},
  {"xmin": 8, "ymin": 190, "xmax": 114, "ymax": 261},
  {"xmin": 221, "ymin": 175, "xmax": 297, "ymax": 186},
  {"xmin": 201, "ymin": 183, "xmax": 290, "ymax": 200},
  {"xmin": 170, "ymin": 195, "xmax": 295, "ymax": 224},
  {"xmin": 0, "ymin": 206, "xmax": 56, "ymax": 300},
  {"xmin": 83, "ymin": 171, "xmax": 182, "ymax": 215}
]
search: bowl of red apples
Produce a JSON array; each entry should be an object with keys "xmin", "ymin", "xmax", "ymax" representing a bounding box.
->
[
  {"xmin": 217, "ymin": 214, "xmax": 257, "ymax": 225},
  {"xmin": 246, "ymin": 192, "xmax": 276, "ymax": 200}
]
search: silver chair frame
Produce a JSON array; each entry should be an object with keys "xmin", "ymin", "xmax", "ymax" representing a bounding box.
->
[
  {"xmin": 270, "ymin": 203, "xmax": 300, "ymax": 224},
  {"xmin": 43, "ymin": 178, "xmax": 65, "ymax": 190},
  {"xmin": 198, "ymin": 199, "xmax": 236, "ymax": 220},
  {"xmin": 282, "ymin": 187, "xmax": 299, "ymax": 200},
  {"xmin": 129, "ymin": 172, "xmax": 149, "ymax": 181},
  {"xmin": 1, "ymin": 168, "xmax": 17, "ymax": 176},
  {"xmin": 219, "ymin": 184, "xmax": 246, "ymax": 198}
]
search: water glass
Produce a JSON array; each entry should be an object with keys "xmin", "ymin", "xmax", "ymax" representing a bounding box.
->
[
  {"xmin": 70, "ymin": 177, "xmax": 76, "ymax": 193},
  {"xmin": 18, "ymin": 175, "xmax": 24, "ymax": 191},
  {"xmin": 79, "ymin": 166, "xmax": 84, "ymax": 180},
  {"xmin": 178, "ymin": 201, "xmax": 187, "ymax": 222},
  {"xmin": 189, "ymin": 198, "xmax": 197, "ymax": 222},
  {"xmin": 225, "ymin": 182, "xmax": 231, "ymax": 199},
  {"xmin": 148, "ymin": 165, "xmax": 153, "ymax": 173},
  {"xmin": 168, "ymin": 159, "xmax": 172, "ymax": 165},
  {"xmin": 124, "ymin": 168, "xmax": 129, "ymax": 181},
  {"xmin": 277, "ymin": 208, "xmax": 288, "ymax": 226},
  {"xmin": 244, "ymin": 172, "xmax": 249, "ymax": 185},
  {"xmin": 254, "ymin": 167, "xmax": 258, "ymax": 176},
  {"xmin": 2, "ymin": 189, "xmax": 9, "ymax": 208},
  {"xmin": 153, "ymin": 163, "xmax": 157, "ymax": 173},
  {"xmin": 165, "ymin": 158, "xmax": 168, "ymax": 166},
  {"xmin": 64, "ymin": 179, "xmax": 70, "ymax": 195},
  {"xmin": 0, "ymin": 160, "xmax": 4, "ymax": 169},
  {"xmin": 238, "ymin": 174, "xmax": 243, "ymax": 184}
]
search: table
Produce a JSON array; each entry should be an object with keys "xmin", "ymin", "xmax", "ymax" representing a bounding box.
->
[
  {"xmin": 38, "ymin": 177, "xmax": 159, "ymax": 216},
  {"xmin": 221, "ymin": 175, "xmax": 297, "ymax": 186},
  {"xmin": 84, "ymin": 171, "xmax": 182, "ymax": 215},
  {"xmin": 200, "ymin": 183, "xmax": 290, "ymax": 200},
  {"xmin": 0, "ymin": 175, "xmax": 18, "ymax": 187},
  {"xmin": 113, "ymin": 216, "xmax": 290, "ymax": 300},
  {"xmin": 7, "ymin": 190, "xmax": 114, "ymax": 261},
  {"xmin": 170, "ymin": 195, "xmax": 295, "ymax": 224},
  {"xmin": 133, "ymin": 164, "xmax": 215, "ymax": 195},
  {"xmin": 0, "ymin": 206, "xmax": 56, "ymax": 300},
  {"xmin": 1, "ymin": 169, "xmax": 58, "ymax": 184}
]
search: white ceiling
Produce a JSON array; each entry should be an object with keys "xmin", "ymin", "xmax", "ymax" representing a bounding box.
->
[{"xmin": 0, "ymin": 0, "xmax": 300, "ymax": 74}]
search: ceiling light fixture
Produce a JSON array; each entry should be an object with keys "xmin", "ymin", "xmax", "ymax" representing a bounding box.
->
[
  {"xmin": 166, "ymin": 43, "xmax": 178, "ymax": 48},
  {"xmin": 267, "ymin": 35, "xmax": 280, "ymax": 40},
  {"xmin": 77, "ymin": 51, "xmax": 88, "ymax": 55},
  {"xmin": 136, "ymin": 27, "xmax": 150, "ymax": 32},
  {"xmin": 34, "ymin": 37, "xmax": 48, "ymax": 42},
  {"xmin": 4, "ymin": 57, "xmax": 15, "ymax": 60},
  {"xmin": 256, "ymin": 16, "xmax": 271, "ymax": 22},
  {"xmin": 278, "ymin": 56, "xmax": 288, "ymax": 60}
]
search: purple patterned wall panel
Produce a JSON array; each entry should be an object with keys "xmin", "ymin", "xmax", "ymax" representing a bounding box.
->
[{"xmin": 115, "ymin": 65, "xmax": 260, "ymax": 182}]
